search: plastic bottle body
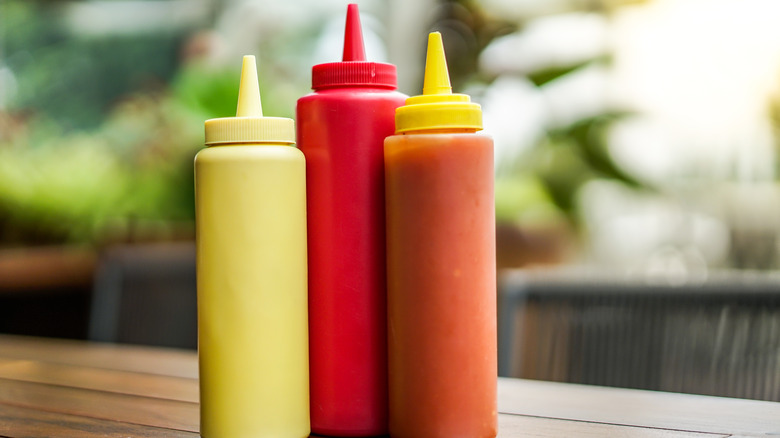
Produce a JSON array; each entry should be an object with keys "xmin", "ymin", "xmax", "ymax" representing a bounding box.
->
[
  {"xmin": 195, "ymin": 144, "xmax": 309, "ymax": 438},
  {"xmin": 297, "ymin": 87, "xmax": 406, "ymax": 437},
  {"xmin": 385, "ymin": 132, "xmax": 497, "ymax": 438}
]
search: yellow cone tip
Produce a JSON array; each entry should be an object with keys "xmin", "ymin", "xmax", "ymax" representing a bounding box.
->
[
  {"xmin": 236, "ymin": 55, "xmax": 263, "ymax": 117},
  {"xmin": 422, "ymin": 32, "xmax": 452, "ymax": 96},
  {"xmin": 394, "ymin": 32, "xmax": 482, "ymax": 133}
]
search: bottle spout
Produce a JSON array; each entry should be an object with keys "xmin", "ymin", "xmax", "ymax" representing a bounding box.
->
[
  {"xmin": 422, "ymin": 32, "xmax": 452, "ymax": 96},
  {"xmin": 236, "ymin": 55, "xmax": 263, "ymax": 117},
  {"xmin": 309, "ymin": 3, "xmax": 397, "ymax": 89},
  {"xmin": 393, "ymin": 31, "xmax": 482, "ymax": 134},
  {"xmin": 205, "ymin": 55, "xmax": 294, "ymax": 146},
  {"xmin": 342, "ymin": 4, "xmax": 366, "ymax": 61}
]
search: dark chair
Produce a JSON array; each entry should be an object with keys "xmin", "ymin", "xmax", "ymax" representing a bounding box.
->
[
  {"xmin": 89, "ymin": 242, "xmax": 197, "ymax": 349},
  {"xmin": 498, "ymin": 268, "xmax": 780, "ymax": 401}
]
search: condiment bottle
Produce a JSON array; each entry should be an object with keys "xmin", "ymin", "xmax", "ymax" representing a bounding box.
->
[
  {"xmin": 296, "ymin": 4, "xmax": 406, "ymax": 436},
  {"xmin": 196, "ymin": 55, "xmax": 309, "ymax": 438},
  {"xmin": 385, "ymin": 32, "xmax": 497, "ymax": 438}
]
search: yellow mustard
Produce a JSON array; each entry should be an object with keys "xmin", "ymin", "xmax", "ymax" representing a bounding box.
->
[{"xmin": 195, "ymin": 55, "xmax": 309, "ymax": 438}]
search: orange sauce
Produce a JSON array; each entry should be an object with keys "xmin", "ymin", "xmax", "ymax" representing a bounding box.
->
[{"xmin": 385, "ymin": 132, "xmax": 497, "ymax": 438}]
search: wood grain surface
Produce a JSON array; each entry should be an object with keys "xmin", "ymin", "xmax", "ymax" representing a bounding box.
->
[
  {"xmin": 498, "ymin": 377, "xmax": 780, "ymax": 437},
  {"xmin": 0, "ymin": 334, "xmax": 778, "ymax": 437},
  {"xmin": 0, "ymin": 334, "xmax": 197, "ymax": 378},
  {"xmin": 0, "ymin": 359, "xmax": 197, "ymax": 402}
]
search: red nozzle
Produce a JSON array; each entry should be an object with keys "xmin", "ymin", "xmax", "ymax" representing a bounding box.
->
[
  {"xmin": 342, "ymin": 4, "xmax": 366, "ymax": 61},
  {"xmin": 310, "ymin": 3, "xmax": 396, "ymax": 90}
]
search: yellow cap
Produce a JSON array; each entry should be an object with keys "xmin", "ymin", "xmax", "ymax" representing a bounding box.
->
[
  {"xmin": 394, "ymin": 32, "xmax": 482, "ymax": 134},
  {"xmin": 205, "ymin": 56, "xmax": 295, "ymax": 145}
]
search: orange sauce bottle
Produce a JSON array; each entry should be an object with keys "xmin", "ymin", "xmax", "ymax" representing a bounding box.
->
[{"xmin": 384, "ymin": 32, "xmax": 497, "ymax": 438}]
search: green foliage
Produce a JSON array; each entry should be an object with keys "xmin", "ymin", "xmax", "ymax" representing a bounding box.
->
[
  {"xmin": 3, "ymin": 1, "xmax": 182, "ymax": 130},
  {"xmin": 435, "ymin": 1, "xmax": 643, "ymax": 227},
  {"xmin": 0, "ymin": 93, "xmax": 202, "ymax": 244},
  {"xmin": 556, "ymin": 114, "xmax": 641, "ymax": 186},
  {"xmin": 526, "ymin": 57, "xmax": 609, "ymax": 87},
  {"xmin": 525, "ymin": 114, "xmax": 643, "ymax": 219},
  {"xmin": 0, "ymin": 1, "xmax": 211, "ymax": 245},
  {"xmin": 173, "ymin": 64, "xmax": 241, "ymax": 120},
  {"xmin": 495, "ymin": 175, "xmax": 564, "ymax": 225}
]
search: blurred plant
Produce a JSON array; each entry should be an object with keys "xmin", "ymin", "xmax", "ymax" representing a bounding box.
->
[
  {"xmin": 495, "ymin": 175, "xmax": 563, "ymax": 225},
  {"xmin": 520, "ymin": 113, "xmax": 642, "ymax": 216},
  {"xmin": 2, "ymin": 1, "xmax": 183, "ymax": 130},
  {"xmin": 0, "ymin": 0, "xmax": 314, "ymax": 246},
  {"xmin": 0, "ymin": 91, "xmax": 203, "ymax": 245},
  {"xmin": 0, "ymin": 1, "xmax": 247, "ymax": 246},
  {"xmin": 430, "ymin": 1, "xmax": 646, "ymax": 229}
]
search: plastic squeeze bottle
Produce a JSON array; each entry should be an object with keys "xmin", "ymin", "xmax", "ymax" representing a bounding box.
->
[
  {"xmin": 196, "ymin": 55, "xmax": 309, "ymax": 438},
  {"xmin": 296, "ymin": 4, "xmax": 406, "ymax": 436},
  {"xmin": 385, "ymin": 32, "xmax": 497, "ymax": 438}
]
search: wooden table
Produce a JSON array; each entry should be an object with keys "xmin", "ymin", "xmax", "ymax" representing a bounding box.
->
[{"xmin": 0, "ymin": 334, "xmax": 778, "ymax": 437}]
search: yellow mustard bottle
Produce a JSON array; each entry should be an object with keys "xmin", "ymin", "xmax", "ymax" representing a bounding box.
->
[{"xmin": 195, "ymin": 55, "xmax": 309, "ymax": 438}]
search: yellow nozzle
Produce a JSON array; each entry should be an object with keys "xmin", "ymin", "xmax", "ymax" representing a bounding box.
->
[
  {"xmin": 236, "ymin": 55, "xmax": 263, "ymax": 117},
  {"xmin": 394, "ymin": 32, "xmax": 482, "ymax": 134},
  {"xmin": 422, "ymin": 32, "xmax": 452, "ymax": 96},
  {"xmin": 205, "ymin": 56, "xmax": 294, "ymax": 146}
]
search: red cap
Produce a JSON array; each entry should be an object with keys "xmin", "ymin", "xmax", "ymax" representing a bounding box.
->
[{"xmin": 311, "ymin": 4, "xmax": 397, "ymax": 90}]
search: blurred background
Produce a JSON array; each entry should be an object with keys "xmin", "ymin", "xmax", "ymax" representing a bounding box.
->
[{"xmin": 1, "ymin": 0, "xmax": 779, "ymax": 401}]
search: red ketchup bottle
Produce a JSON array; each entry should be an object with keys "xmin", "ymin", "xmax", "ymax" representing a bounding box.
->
[{"xmin": 296, "ymin": 4, "xmax": 406, "ymax": 436}]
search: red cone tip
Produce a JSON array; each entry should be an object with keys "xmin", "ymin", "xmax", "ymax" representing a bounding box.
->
[{"xmin": 342, "ymin": 4, "xmax": 366, "ymax": 61}]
